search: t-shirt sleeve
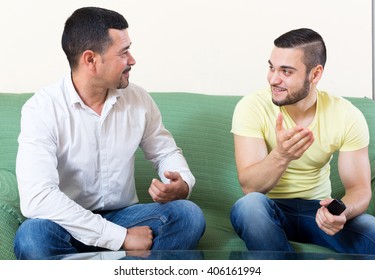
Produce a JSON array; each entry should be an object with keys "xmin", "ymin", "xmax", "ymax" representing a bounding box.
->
[
  {"xmin": 340, "ymin": 104, "xmax": 369, "ymax": 151},
  {"xmin": 231, "ymin": 94, "xmax": 265, "ymax": 138}
]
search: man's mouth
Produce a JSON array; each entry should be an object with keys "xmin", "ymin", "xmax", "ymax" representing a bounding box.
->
[
  {"xmin": 272, "ymin": 86, "xmax": 287, "ymax": 94},
  {"xmin": 123, "ymin": 67, "xmax": 131, "ymax": 75}
]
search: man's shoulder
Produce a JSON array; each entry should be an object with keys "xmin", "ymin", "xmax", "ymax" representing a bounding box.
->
[
  {"xmin": 318, "ymin": 90, "xmax": 359, "ymax": 113},
  {"xmin": 123, "ymin": 83, "xmax": 147, "ymax": 94},
  {"xmin": 316, "ymin": 91, "xmax": 368, "ymax": 137},
  {"xmin": 119, "ymin": 83, "xmax": 149, "ymax": 98},
  {"xmin": 117, "ymin": 83, "xmax": 155, "ymax": 106},
  {"xmin": 318, "ymin": 90, "xmax": 351, "ymax": 105},
  {"xmin": 237, "ymin": 88, "xmax": 270, "ymax": 104},
  {"xmin": 236, "ymin": 88, "xmax": 276, "ymax": 114},
  {"xmin": 24, "ymin": 76, "xmax": 69, "ymax": 109},
  {"xmin": 240, "ymin": 88, "xmax": 271, "ymax": 101}
]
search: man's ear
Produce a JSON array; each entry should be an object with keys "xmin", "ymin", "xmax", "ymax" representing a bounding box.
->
[
  {"xmin": 311, "ymin": 65, "xmax": 324, "ymax": 83},
  {"xmin": 82, "ymin": 50, "xmax": 96, "ymax": 69}
]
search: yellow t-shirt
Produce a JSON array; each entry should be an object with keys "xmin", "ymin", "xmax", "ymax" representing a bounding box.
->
[{"xmin": 231, "ymin": 89, "xmax": 369, "ymax": 200}]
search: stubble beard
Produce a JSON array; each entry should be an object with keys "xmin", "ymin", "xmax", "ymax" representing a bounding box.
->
[
  {"xmin": 117, "ymin": 68, "xmax": 131, "ymax": 89},
  {"xmin": 272, "ymin": 77, "xmax": 310, "ymax": 106},
  {"xmin": 117, "ymin": 78, "xmax": 129, "ymax": 89}
]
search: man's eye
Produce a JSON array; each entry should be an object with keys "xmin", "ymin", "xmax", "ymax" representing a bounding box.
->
[{"xmin": 118, "ymin": 49, "xmax": 130, "ymax": 57}]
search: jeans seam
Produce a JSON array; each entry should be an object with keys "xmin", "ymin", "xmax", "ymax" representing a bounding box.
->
[{"xmin": 126, "ymin": 215, "xmax": 167, "ymax": 228}]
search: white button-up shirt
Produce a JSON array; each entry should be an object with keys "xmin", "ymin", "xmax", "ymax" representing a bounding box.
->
[{"xmin": 16, "ymin": 74, "xmax": 195, "ymax": 250}]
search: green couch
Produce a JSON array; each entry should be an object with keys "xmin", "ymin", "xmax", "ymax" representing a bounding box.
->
[{"xmin": 1, "ymin": 92, "xmax": 375, "ymax": 260}]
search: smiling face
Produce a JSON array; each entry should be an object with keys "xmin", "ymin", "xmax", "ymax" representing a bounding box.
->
[
  {"xmin": 96, "ymin": 28, "xmax": 136, "ymax": 89},
  {"xmin": 267, "ymin": 47, "xmax": 312, "ymax": 106}
]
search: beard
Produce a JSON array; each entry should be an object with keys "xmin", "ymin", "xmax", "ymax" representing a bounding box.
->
[
  {"xmin": 117, "ymin": 67, "xmax": 131, "ymax": 89},
  {"xmin": 272, "ymin": 77, "xmax": 310, "ymax": 106},
  {"xmin": 117, "ymin": 79, "xmax": 129, "ymax": 89}
]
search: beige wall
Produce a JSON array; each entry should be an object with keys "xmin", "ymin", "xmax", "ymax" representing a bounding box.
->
[{"xmin": 0, "ymin": 0, "xmax": 372, "ymax": 97}]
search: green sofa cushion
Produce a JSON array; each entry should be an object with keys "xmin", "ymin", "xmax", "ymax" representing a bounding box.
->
[
  {"xmin": 0, "ymin": 202, "xmax": 22, "ymax": 260},
  {"xmin": 0, "ymin": 169, "xmax": 25, "ymax": 260},
  {"xmin": 0, "ymin": 93, "xmax": 32, "ymax": 172},
  {"xmin": 0, "ymin": 169, "xmax": 24, "ymax": 223}
]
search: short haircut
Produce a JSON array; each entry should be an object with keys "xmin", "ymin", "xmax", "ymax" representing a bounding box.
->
[
  {"xmin": 274, "ymin": 28, "xmax": 327, "ymax": 72},
  {"xmin": 61, "ymin": 7, "xmax": 129, "ymax": 70}
]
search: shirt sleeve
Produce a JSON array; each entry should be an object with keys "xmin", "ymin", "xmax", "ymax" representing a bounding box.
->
[
  {"xmin": 231, "ymin": 94, "xmax": 266, "ymax": 138},
  {"xmin": 16, "ymin": 95, "xmax": 126, "ymax": 251},
  {"xmin": 139, "ymin": 92, "xmax": 195, "ymax": 197},
  {"xmin": 340, "ymin": 103, "xmax": 369, "ymax": 151}
]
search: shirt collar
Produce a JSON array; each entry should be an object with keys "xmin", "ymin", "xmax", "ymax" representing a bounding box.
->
[
  {"xmin": 65, "ymin": 74, "xmax": 84, "ymax": 107},
  {"xmin": 65, "ymin": 74, "xmax": 122, "ymax": 108}
]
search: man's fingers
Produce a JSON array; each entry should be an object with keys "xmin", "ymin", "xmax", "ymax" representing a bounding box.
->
[{"xmin": 275, "ymin": 112, "xmax": 284, "ymax": 132}]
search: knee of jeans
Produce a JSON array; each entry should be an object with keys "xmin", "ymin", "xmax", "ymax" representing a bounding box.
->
[
  {"xmin": 172, "ymin": 200, "xmax": 206, "ymax": 232},
  {"xmin": 14, "ymin": 219, "xmax": 52, "ymax": 256},
  {"xmin": 231, "ymin": 192, "xmax": 268, "ymax": 218}
]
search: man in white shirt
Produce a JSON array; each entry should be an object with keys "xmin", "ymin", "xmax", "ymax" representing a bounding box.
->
[{"xmin": 14, "ymin": 6, "xmax": 205, "ymax": 260}]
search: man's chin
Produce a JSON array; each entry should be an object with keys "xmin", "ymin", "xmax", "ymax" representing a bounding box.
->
[
  {"xmin": 117, "ymin": 79, "xmax": 130, "ymax": 89},
  {"xmin": 272, "ymin": 97, "xmax": 300, "ymax": 107},
  {"xmin": 272, "ymin": 99, "xmax": 284, "ymax": 106},
  {"xmin": 272, "ymin": 95, "xmax": 286, "ymax": 106}
]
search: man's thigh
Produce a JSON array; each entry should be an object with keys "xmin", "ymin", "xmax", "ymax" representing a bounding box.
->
[
  {"xmin": 101, "ymin": 200, "xmax": 201, "ymax": 230},
  {"xmin": 273, "ymin": 199, "xmax": 321, "ymax": 242},
  {"xmin": 101, "ymin": 203, "xmax": 169, "ymax": 228}
]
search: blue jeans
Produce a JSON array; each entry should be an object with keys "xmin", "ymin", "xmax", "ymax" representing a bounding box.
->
[
  {"xmin": 14, "ymin": 200, "xmax": 205, "ymax": 260},
  {"xmin": 230, "ymin": 192, "xmax": 375, "ymax": 254}
]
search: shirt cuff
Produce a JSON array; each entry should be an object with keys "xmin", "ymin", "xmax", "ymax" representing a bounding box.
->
[
  {"xmin": 100, "ymin": 221, "xmax": 127, "ymax": 251},
  {"xmin": 179, "ymin": 171, "xmax": 195, "ymax": 199}
]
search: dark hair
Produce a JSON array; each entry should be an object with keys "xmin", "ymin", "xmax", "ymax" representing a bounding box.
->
[
  {"xmin": 61, "ymin": 7, "xmax": 129, "ymax": 70},
  {"xmin": 274, "ymin": 28, "xmax": 327, "ymax": 72}
]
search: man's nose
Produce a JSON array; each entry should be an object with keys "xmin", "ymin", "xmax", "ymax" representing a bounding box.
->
[
  {"xmin": 127, "ymin": 52, "xmax": 136, "ymax": 66},
  {"xmin": 268, "ymin": 71, "xmax": 282, "ymax": 85}
]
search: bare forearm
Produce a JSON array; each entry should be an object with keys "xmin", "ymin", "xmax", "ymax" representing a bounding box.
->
[
  {"xmin": 342, "ymin": 188, "xmax": 371, "ymax": 220},
  {"xmin": 234, "ymin": 115, "xmax": 314, "ymax": 194},
  {"xmin": 238, "ymin": 149, "xmax": 290, "ymax": 194}
]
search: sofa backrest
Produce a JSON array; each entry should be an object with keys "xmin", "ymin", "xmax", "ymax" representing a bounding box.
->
[
  {"xmin": 0, "ymin": 93, "xmax": 32, "ymax": 173},
  {"xmin": 0, "ymin": 93, "xmax": 32, "ymax": 225}
]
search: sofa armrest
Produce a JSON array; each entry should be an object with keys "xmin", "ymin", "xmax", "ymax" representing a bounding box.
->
[
  {"xmin": 0, "ymin": 169, "xmax": 24, "ymax": 222},
  {"xmin": 0, "ymin": 202, "xmax": 23, "ymax": 260},
  {"xmin": 0, "ymin": 169, "xmax": 25, "ymax": 260}
]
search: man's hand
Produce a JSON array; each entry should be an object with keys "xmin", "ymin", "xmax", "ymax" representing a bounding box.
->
[
  {"xmin": 274, "ymin": 112, "xmax": 314, "ymax": 161},
  {"xmin": 122, "ymin": 226, "xmax": 153, "ymax": 251},
  {"xmin": 316, "ymin": 198, "xmax": 346, "ymax": 235},
  {"xmin": 148, "ymin": 171, "xmax": 189, "ymax": 203}
]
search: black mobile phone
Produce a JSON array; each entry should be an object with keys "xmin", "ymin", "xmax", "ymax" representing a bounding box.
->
[{"xmin": 327, "ymin": 198, "xmax": 346, "ymax": 215}]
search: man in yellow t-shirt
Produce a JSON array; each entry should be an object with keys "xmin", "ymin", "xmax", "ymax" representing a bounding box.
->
[{"xmin": 230, "ymin": 28, "xmax": 375, "ymax": 254}]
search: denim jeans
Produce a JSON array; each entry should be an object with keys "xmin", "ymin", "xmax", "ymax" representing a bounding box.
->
[
  {"xmin": 14, "ymin": 200, "xmax": 205, "ymax": 259},
  {"xmin": 230, "ymin": 192, "xmax": 375, "ymax": 254}
]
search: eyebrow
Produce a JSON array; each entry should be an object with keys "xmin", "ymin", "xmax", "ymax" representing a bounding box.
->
[
  {"xmin": 268, "ymin": 60, "xmax": 298, "ymax": 71},
  {"xmin": 120, "ymin": 42, "xmax": 132, "ymax": 53}
]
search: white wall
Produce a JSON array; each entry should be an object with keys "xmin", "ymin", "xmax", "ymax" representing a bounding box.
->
[{"xmin": 0, "ymin": 0, "xmax": 372, "ymax": 97}]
